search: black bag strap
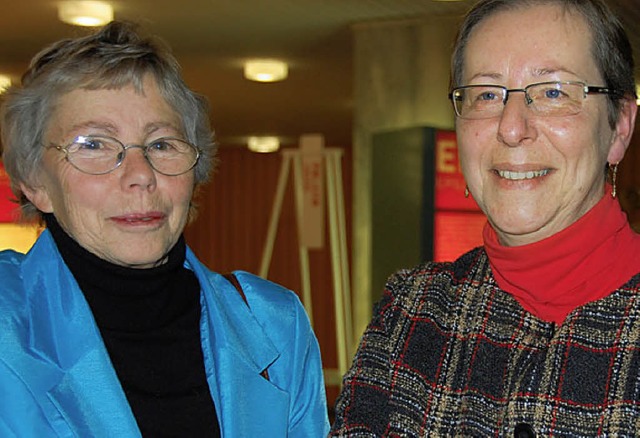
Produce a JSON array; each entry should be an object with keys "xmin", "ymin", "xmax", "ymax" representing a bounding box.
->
[{"xmin": 222, "ymin": 273, "xmax": 270, "ymax": 381}]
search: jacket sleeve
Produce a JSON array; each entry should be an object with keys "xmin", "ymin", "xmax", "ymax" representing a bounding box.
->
[
  {"xmin": 286, "ymin": 292, "xmax": 331, "ymax": 437},
  {"xmin": 234, "ymin": 271, "xmax": 330, "ymax": 437},
  {"xmin": 329, "ymin": 270, "xmax": 408, "ymax": 437}
]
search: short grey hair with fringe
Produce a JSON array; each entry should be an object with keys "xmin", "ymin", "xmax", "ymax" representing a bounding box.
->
[
  {"xmin": 1, "ymin": 21, "xmax": 217, "ymax": 222},
  {"xmin": 450, "ymin": 0, "xmax": 636, "ymax": 129}
]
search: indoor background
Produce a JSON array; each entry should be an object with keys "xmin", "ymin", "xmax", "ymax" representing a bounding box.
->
[{"xmin": 1, "ymin": 0, "xmax": 639, "ymax": 410}]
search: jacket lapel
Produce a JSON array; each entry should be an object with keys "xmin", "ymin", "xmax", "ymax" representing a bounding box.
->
[
  {"xmin": 20, "ymin": 231, "xmax": 140, "ymax": 437},
  {"xmin": 213, "ymin": 345, "xmax": 290, "ymax": 436},
  {"xmin": 14, "ymin": 234, "xmax": 290, "ymax": 437},
  {"xmin": 47, "ymin": 348, "xmax": 140, "ymax": 437},
  {"xmin": 187, "ymin": 250, "xmax": 290, "ymax": 436}
]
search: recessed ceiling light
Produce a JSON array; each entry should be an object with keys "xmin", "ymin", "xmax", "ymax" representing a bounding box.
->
[
  {"xmin": 58, "ymin": 1, "xmax": 114, "ymax": 27},
  {"xmin": 248, "ymin": 136, "xmax": 280, "ymax": 153},
  {"xmin": 0, "ymin": 75, "xmax": 11, "ymax": 93},
  {"xmin": 244, "ymin": 60, "xmax": 288, "ymax": 83}
]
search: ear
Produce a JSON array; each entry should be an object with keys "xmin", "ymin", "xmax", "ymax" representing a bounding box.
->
[
  {"xmin": 20, "ymin": 182, "xmax": 54, "ymax": 213},
  {"xmin": 607, "ymin": 97, "xmax": 638, "ymax": 164}
]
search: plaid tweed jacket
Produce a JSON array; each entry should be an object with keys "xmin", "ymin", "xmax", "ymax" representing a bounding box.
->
[{"xmin": 331, "ymin": 248, "xmax": 640, "ymax": 437}]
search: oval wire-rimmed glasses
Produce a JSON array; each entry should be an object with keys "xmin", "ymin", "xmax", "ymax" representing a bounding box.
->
[
  {"xmin": 448, "ymin": 81, "xmax": 622, "ymax": 119},
  {"xmin": 49, "ymin": 135, "xmax": 201, "ymax": 176}
]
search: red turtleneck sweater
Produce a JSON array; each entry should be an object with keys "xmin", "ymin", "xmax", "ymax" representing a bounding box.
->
[{"xmin": 484, "ymin": 192, "xmax": 640, "ymax": 324}]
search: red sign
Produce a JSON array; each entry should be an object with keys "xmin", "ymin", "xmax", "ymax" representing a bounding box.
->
[
  {"xmin": 432, "ymin": 130, "xmax": 485, "ymax": 261},
  {"xmin": 0, "ymin": 160, "xmax": 19, "ymax": 222},
  {"xmin": 434, "ymin": 130, "xmax": 480, "ymax": 211}
]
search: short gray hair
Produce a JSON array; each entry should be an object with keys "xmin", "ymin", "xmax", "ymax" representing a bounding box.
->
[
  {"xmin": 1, "ymin": 21, "xmax": 216, "ymax": 221},
  {"xmin": 450, "ymin": 0, "xmax": 636, "ymax": 128}
]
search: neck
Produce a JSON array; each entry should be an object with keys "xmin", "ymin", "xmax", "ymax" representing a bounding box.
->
[
  {"xmin": 44, "ymin": 213, "xmax": 194, "ymax": 331},
  {"xmin": 484, "ymin": 194, "xmax": 640, "ymax": 324}
]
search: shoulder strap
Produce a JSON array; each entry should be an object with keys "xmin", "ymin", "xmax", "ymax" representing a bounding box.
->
[{"xmin": 222, "ymin": 273, "xmax": 270, "ymax": 381}]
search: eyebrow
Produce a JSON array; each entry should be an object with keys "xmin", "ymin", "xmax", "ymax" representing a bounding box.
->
[
  {"xmin": 144, "ymin": 122, "xmax": 183, "ymax": 137},
  {"xmin": 467, "ymin": 72, "xmax": 503, "ymax": 83},
  {"xmin": 67, "ymin": 121, "xmax": 118, "ymax": 136},
  {"xmin": 66, "ymin": 121, "xmax": 182, "ymax": 138},
  {"xmin": 466, "ymin": 67, "xmax": 581, "ymax": 84},
  {"xmin": 532, "ymin": 66, "xmax": 579, "ymax": 77}
]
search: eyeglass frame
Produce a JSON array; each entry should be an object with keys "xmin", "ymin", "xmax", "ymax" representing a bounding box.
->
[
  {"xmin": 448, "ymin": 80, "xmax": 622, "ymax": 119},
  {"xmin": 49, "ymin": 135, "xmax": 201, "ymax": 176}
]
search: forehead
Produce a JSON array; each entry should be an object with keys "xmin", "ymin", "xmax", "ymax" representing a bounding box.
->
[
  {"xmin": 47, "ymin": 75, "xmax": 180, "ymax": 136},
  {"xmin": 463, "ymin": 4, "xmax": 600, "ymax": 84}
]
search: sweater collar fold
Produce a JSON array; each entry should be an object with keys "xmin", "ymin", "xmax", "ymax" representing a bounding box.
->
[
  {"xmin": 484, "ymin": 193, "xmax": 640, "ymax": 324},
  {"xmin": 44, "ymin": 213, "xmax": 198, "ymax": 332}
]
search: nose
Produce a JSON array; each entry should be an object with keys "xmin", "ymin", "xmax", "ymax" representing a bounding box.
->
[
  {"xmin": 119, "ymin": 146, "xmax": 157, "ymax": 190},
  {"xmin": 497, "ymin": 91, "xmax": 536, "ymax": 147}
]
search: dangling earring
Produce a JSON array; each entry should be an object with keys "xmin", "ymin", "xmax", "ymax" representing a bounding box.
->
[
  {"xmin": 464, "ymin": 185, "xmax": 470, "ymax": 198},
  {"xmin": 610, "ymin": 162, "xmax": 619, "ymax": 199}
]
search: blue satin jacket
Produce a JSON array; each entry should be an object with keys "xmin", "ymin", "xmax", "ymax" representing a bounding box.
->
[{"xmin": 0, "ymin": 230, "xmax": 330, "ymax": 437}]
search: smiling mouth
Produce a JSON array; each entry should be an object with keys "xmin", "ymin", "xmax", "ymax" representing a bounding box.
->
[
  {"xmin": 123, "ymin": 216, "xmax": 159, "ymax": 223},
  {"xmin": 111, "ymin": 212, "xmax": 166, "ymax": 224},
  {"xmin": 496, "ymin": 169, "xmax": 550, "ymax": 180}
]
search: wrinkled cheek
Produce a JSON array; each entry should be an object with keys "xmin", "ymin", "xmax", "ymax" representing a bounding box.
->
[{"xmin": 171, "ymin": 193, "xmax": 194, "ymax": 232}]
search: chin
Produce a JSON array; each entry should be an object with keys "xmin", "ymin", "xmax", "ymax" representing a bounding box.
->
[
  {"xmin": 109, "ymin": 252, "xmax": 168, "ymax": 269},
  {"xmin": 494, "ymin": 217, "xmax": 551, "ymax": 243},
  {"xmin": 125, "ymin": 259, "xmax": 167, "ymax": 269}
]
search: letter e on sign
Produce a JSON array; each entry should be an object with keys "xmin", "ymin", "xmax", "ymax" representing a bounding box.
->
[{"xmin": 436, "ymin": 139, "xmax": 458, "ymax": 174}]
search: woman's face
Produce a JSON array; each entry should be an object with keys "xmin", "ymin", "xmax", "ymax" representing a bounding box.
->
[
  {"xmin": 25, "ymin": 75, "xmax": 195, "ymax": 268},
  {"xmin": 457, "ymin": 4, "xmax": 636, "ymax": 246}
]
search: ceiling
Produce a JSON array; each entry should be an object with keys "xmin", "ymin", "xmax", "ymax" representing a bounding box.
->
[{"xmin": 1, "ymin": 0, "xmax": 639, "ymax": 150}]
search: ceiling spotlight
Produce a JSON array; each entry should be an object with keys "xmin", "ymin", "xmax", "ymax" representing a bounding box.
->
[
  {"xmin": 58, "ymin": 1, "xmax": 114, "ymax": 27},
  {"xmin": 248, "ymin": 136, "xmax": 280, "ymax": 153},
  {"xmin": 0, "ymin": 75, "xmax": 11, "ymax": 93},
  {"xmin": 244, "ymin": 60, "xmax": 288, "ymax": 83}
]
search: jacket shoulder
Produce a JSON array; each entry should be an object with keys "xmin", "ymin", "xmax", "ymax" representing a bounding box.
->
[
  {"xmin": 229, "ymin": 271, "xmax": 309, "ymax": 335},
  {"xmin": 0, "ymin": 249, "xmax": 25, "ymax": 276},
  {"xmin": 0, "ymin": 249, "xmax": 27, "ymax": 311},
  {"xmin": 187, "ymin": 257, "xmax": 310, "ymax": 340},
  {"xmin": 387, "ymin": 246, "xmax": 486, "ymax": 295},
  {"xmin": 231, "ymin": 270, "xmax": 300, "ymax": 308}
]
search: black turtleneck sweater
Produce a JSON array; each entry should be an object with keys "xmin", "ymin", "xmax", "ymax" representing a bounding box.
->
[{"xmin": 45, "ymin": 214, "xmax": 220, "ymax": 437}]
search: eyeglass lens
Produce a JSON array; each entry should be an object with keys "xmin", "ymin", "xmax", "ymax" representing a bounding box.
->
[
  {"xmin": 452, "ymin": 82, "xmax": 589, "ymax": 119},
  {"xmin": 65, "ymin": 136, "xmax": 199, "ymax": 175}
]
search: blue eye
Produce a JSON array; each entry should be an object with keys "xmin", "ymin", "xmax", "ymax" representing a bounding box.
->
[
  {"xmin": 479, "ymin": 91, "xmax": 498, "ymax": 101},
  {"xmin": 149, "ymin": 140, "xmax": 171, "ymax": 151},
  {"xmin": 78, "ymin": 139, "xmax": 105, "ymax": 150},
  {"xmin": 147, "ymin": 138, "xmax": 193, "ymax": 155},
  {"xmin": 544, "ymin": 88, "xmax": 562, "ymax": 99}
]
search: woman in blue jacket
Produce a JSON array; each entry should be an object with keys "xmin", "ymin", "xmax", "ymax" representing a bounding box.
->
[{"xmin": 0, "ymin": 21, "xmax": 329, "ymax": 437}]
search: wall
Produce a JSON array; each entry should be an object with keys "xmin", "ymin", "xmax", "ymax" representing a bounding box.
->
[{"xmin": 351, "ymin": 16, "xmax": 460, "ymax": 343}]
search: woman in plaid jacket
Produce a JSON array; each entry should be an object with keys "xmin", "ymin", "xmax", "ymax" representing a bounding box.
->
[{"xmin": 331, "ymin": 0, "xmax": 640, "ymax": 436}]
